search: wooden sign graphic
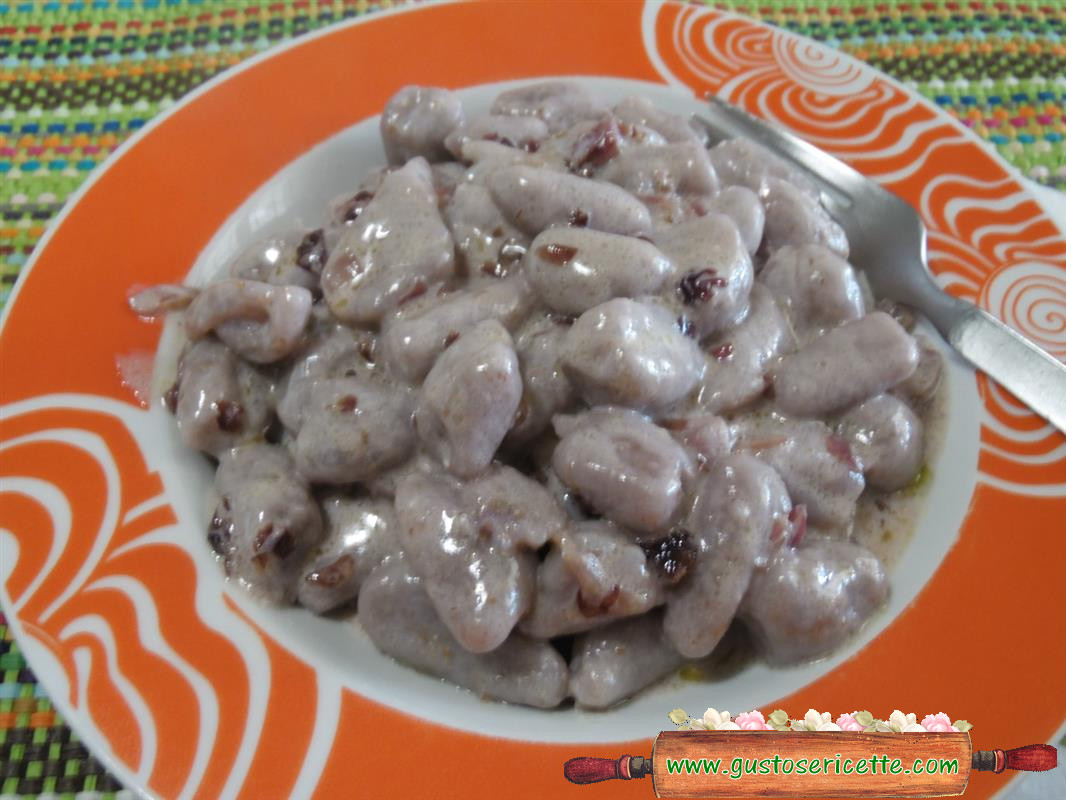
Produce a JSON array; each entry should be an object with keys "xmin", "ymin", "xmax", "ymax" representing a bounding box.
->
[{"xmin": 564, "ymin": 732, "xmax": 1057, "ymax": 798}]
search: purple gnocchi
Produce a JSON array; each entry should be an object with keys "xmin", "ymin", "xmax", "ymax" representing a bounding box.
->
[
  {"xmin": 838, "ymin": 394, "xmax": 924, "ymax": 492},
  {"xmin": 297, "ymin": 495, "xmax": 399, "ymax": 614},
  {"xmin": 211, "ymin": 445, "xmax": 323, "ymax": 604},
  {"xmin": 321, "ymin": 157, "xmax": 456, "ymax": 326},
  {"xmin": 170, "ymin": 337, "xmax": 275, "ymax": 455},
  {"xmin": 394, "ymin": 470, "xmax": 538, "ymax": 653},
  {"xmin": 741, "ymin": 538, "xmax": 889, "ymax": 664},
  {"xmin": 524, "ymin": 228, "xmax": 673, "ymax": 316},
  {"xmin": 184, "ymin": 279, "xmax": 313, "ymax": 364},
  {"xmin": 414, "ymin": 319, "xmax": 523, "ymax": 479},
  {"xmin": 552, "ymin": 407, "xmax": 693, "ymax": 533},
  {"xmin": 359, "ymin": 558, "xmax": 568, "ymax": 707},
  {"xmin": 772, "ymin": 311, "xmax": 920, "ymax": 417},
  {"xmin": 760, "ymin": 244, "xmax": 865, "ymax": 339},
  {"xmin": 657, "ymin": 213, "xmax": 754, "ymax": 339},
  {"xmin": 381, "ymin": 86, "xmax": 465, "ymax": 165},
  {"xmin": 142, "ymin": 80, "xmax": 943, "ymax": 709},
  {"xmin": 664, "ymin": 453, "xmax": 791, "ymax": 658},
  {"xmin": 570, "ymin": 612, "xmax": 684, "ymax": 709},
  {"xmin": 761, "ymin": 177, "xmax": 849, "ymax": 258},
  {"xmin": 562, "ymin": 298, "xmax": 706, "ymax": 410},
  {"xmin": 488, "ymin": 165, "xmax": 652, "ymax": 238},
  {"xmin": 522, "ymin": 520, "xmax": 664, "ymax": 638}
]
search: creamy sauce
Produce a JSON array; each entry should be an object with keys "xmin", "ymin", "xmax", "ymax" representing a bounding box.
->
[
  {"xmin": 133, "ymin": 80, "xmax": 947, "ymax": 709},
  {"xmin": 853, "ymin": 369, "xmax": 947, "ymax": 569}
]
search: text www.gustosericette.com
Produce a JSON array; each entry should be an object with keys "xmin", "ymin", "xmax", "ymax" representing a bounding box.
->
[{"xmin": 665, "ymin": 754, "xmax": 960, "ymax": 780}]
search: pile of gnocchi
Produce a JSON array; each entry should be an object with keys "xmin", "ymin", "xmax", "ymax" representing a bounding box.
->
[{"xmin": 133, "ymin": 81, "xmax": 942, "ymax": 708}]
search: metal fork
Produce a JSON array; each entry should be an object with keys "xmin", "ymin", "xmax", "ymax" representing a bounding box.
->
[{"xmin": 693, "ymin": 95, "xmax": 1066, "ymax": 434}]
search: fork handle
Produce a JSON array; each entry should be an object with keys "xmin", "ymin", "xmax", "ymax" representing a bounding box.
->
[{"xmin": 947, "ymin": 305, "xmax": 1066, "ymax": 434}]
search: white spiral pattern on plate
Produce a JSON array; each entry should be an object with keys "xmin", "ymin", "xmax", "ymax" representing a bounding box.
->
[
  {"xmin": 62, "ymin": 615, "xmax": 159, "ymax": 785},
  {"xmin": 771, "ymin": 32, "xmax": 875, "ymax": 96},
  {"xmin": 0, "ymin": 9, "xmax": 1063, "ymax": 797},
  {"xmin": 0, "ymin": 394, "xmax": 306, "ymax": 799},
  {"xmin": 639, "ymin": 0, "xmax": 1066, "ymax": 492},
  {"xmin": 982, "ymin": 262, "xmax": 1066, "ymax": 360}
]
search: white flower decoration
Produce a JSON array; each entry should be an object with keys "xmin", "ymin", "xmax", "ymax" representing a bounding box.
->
[
  {"xmin": 806, "ymin": 709, "xmax": 830, "ymax": 729},
  {"xmin": 798, "ymin": 709, "xmax": 843, "ymax": 732},
  {"xmin": 669, "ymin": 707, "xmax": 967, "ymax": 734},
  {"xmin": 889, "ymin": 710, "xmax": 915, "ymax": 727},
  {"xmin": 888, "ymin": 710, "xmax": 922, "ymax": 733},
  {"xmin": 700, "ymin": 708, "xmax": 740, "ymax": 731}
]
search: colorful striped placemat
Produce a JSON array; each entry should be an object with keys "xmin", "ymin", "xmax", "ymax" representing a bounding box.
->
[{"xmin": 0, "ymin": 1, "xmax": 1063, "ymax": 797}]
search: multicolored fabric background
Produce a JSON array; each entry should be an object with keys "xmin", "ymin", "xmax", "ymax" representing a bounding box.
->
[{"xmin": 0, "ymin": 1, "xmax": 1063, "ymax": 796}]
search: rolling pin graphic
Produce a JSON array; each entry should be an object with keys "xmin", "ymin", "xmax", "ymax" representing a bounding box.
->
[{"xmin": 563, "ymin": 732, "xmax": 1057, "ymax": 798}]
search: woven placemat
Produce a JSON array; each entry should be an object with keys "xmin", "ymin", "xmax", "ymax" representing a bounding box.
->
[
  {"xmin": 0, "ymin": 618, "xmax": 129, "ymax": 799},
  {"xmin": 0, "ymin": 1, "xmax": 1063, "ymax": 797}
]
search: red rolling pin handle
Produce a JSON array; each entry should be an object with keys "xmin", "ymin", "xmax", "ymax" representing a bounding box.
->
[
  {"xmin": 973, "ymin": 744, "xmax": 1057, "ymax": 773},
  {"xmin": 563, "ymin": 755, "xmax": 649, "ymax": 784}
]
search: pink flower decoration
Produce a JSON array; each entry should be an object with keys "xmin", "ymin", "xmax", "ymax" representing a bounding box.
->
[
  {"xmin": 735, "ymin": 711, "xmax": 774, "ymax": 731},
  {"xmin": 921, "ymin": 713, "xmax": 959, "ymax": 733},
  {"xmin": 836, "ymin": 713, "xmax": 866, "ymax": 732}
]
